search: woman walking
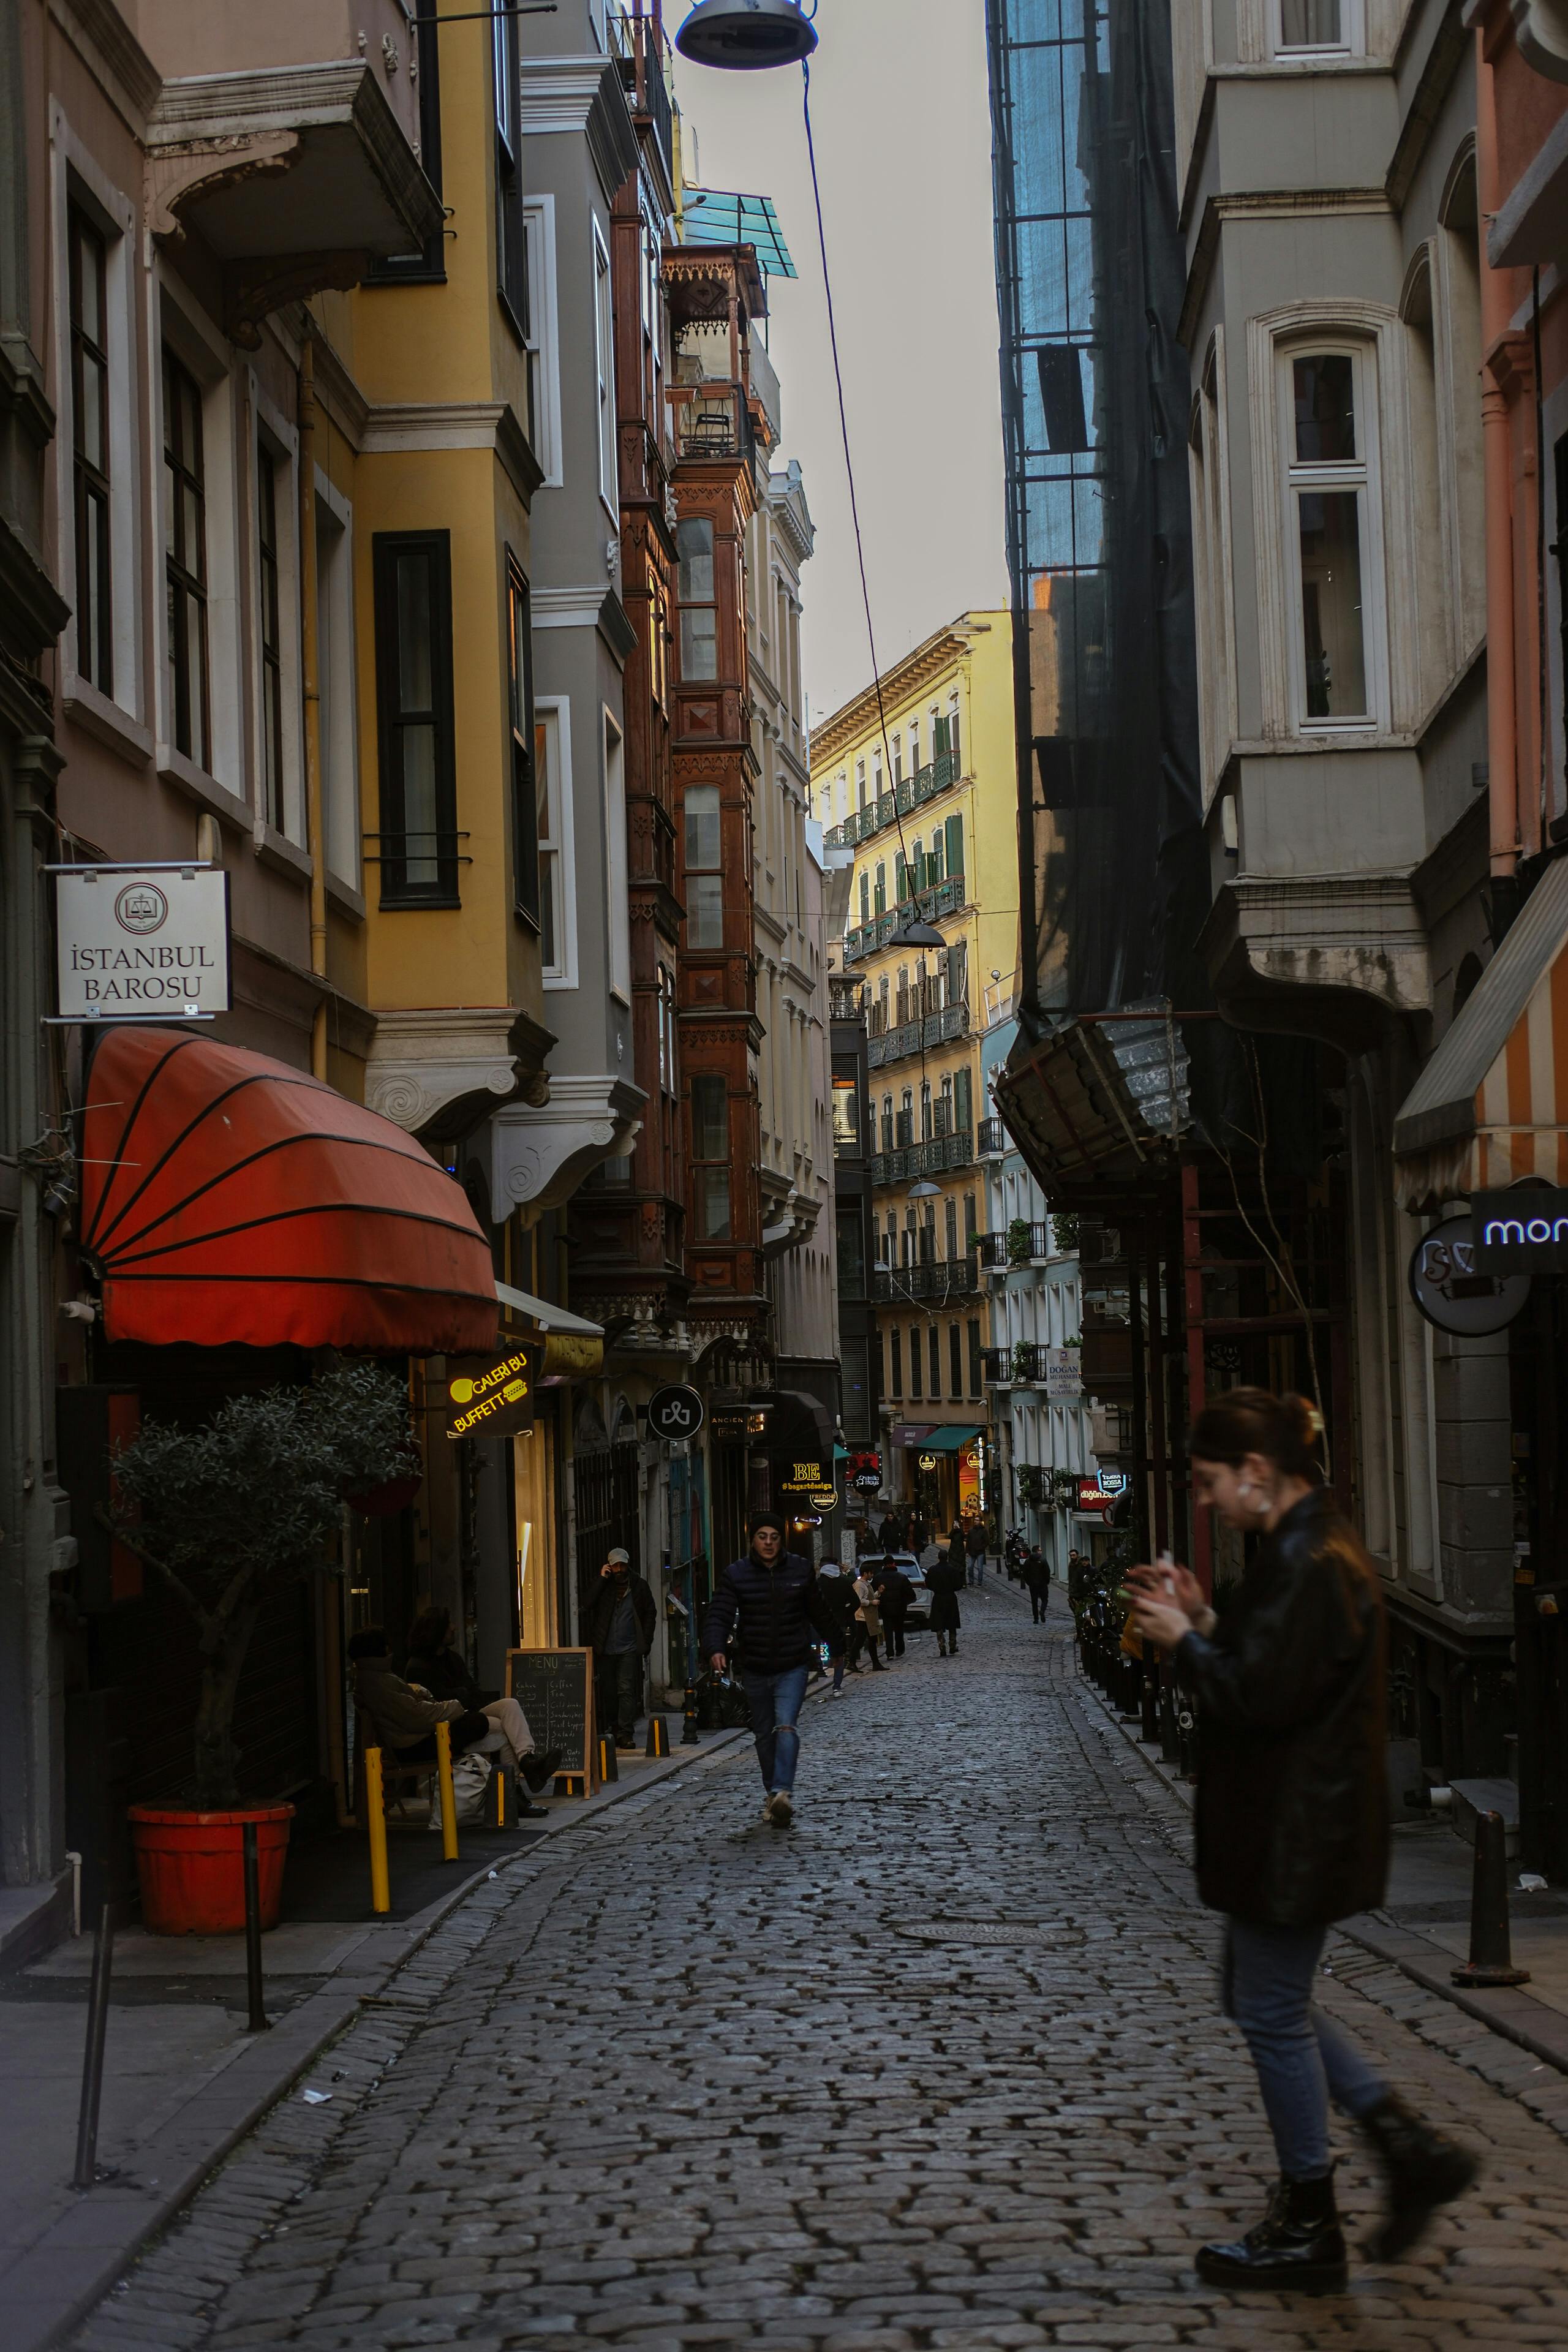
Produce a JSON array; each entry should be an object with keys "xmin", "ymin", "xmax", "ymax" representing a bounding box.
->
[
  {"xmin": 1126, "ymin": 1389, "xmax": 1477, "ymax": 2292},
  {"xmin": 846, "ymin": 1567, "xmax": 884, "ymax": 1672}
]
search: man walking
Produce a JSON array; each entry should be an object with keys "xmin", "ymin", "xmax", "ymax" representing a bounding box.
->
[
  {"xmin": 965, "ymin": 1518, "xmax": 989, "ymax": 1588},
  {"xmin": 875, "ymin": 1556, "xmax": 914, "ymax": 1657},
  {"xmin": 704, "ymin": 1513, "xmax": 839, "ymax": 1827},
  {"xmin": 584, "ymin": 1547, "xmax": 657, "ymax": 1752},
  {"xmin": 1022, "ymin": 1545, "xmax": 1051, "ymax": 1624}
]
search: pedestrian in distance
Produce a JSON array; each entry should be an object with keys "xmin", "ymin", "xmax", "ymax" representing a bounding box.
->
[
  {"xmin": 1022, "ymin": 1545, "xmax": 1051, "ymax": 1624},
  {"xmin": 703, "ymin": 1512, "xmax": 840, "ymax": 1828},
  {"xmin": 1126, "ymin": 1387, "xmax": 1478, "ymax": 2294},
  {"xmin": 582, "ymin": 1547, "xmax": 657, "ymax": 1752},
  {"xmin": 846, "ymin": 1567, "xmax": 884, "ymax": 1673},
  {"xmin": 927, "ymin": 1541, "xmax": 965, "ymax": 1658},
  {"xmin": 965, "ymin": 1517, "xmax": 989, "ymax": 1588},
  {"xmin": 817, "ymin": 1560, "xmax": 855, "ymax": 1694},
  {"xmin": 875, "ymin": 1556, "xmax": 914, "ymax": 1657}
]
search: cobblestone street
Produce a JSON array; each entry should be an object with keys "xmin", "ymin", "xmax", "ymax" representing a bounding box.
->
[{"xmin": 71, "ymin": 1584, "xmax": 1568, "ymax": 2351}]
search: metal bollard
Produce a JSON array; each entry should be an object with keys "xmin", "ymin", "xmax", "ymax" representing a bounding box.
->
[
  {"xmin": 1140, "ymin": 1649, "xmax": 1160, "ymax": 1743},
  {"xmin": 73, "ymin": 1901, "xmax": 115, "ymax": 2189},
  {"xmin": 1177, "ymin": 1706, "xmax": 1196, "ymax": 1779},
  {"xmin": 365, "ymin": 1746, "xmax": 391, "ymax": 1916},
  {"xmin": 242, "ymin": 1821, "xmax": 269, "ymax": 2034},
  {"xmin": 680, "ymin": 1681, "xmax": 702, "ymax": 1745},
  {"xmin": 597, "ymin": 1732, "xmax": 619, "ymax": 1784},
  {"xmin": 434, "ymin": 1719, "xmax": 459, "ymax": 1862},
  {"xmin": 1452, "ymin": 1810, "xmax": 1531, "ymax": 1987}
]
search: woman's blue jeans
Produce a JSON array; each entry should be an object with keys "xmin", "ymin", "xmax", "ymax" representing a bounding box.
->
[
  {"xmin": 1223, "ymin": 1918, "xmax": 1389, "ymax": 2180},
  {"xmin": 740, "ymin": 1664, "xmax": 809, "ymax": 1793}
]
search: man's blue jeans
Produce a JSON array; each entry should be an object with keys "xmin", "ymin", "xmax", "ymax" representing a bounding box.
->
[
  {"xmin": 1223, "ymin": 1918, "xmax": 1389, "ymax": 2179},
  {"xmin": 740, "ymin": 1664, "xmax": 809, "ymax": 1793}
]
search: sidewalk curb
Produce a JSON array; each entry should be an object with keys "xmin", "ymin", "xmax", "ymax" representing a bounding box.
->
[
  {"xmin": 7, "ymin": 1717, "xmax": 753, "ymax": 2352},
  {"xmin": 1081, "ymin": 1655, "xmax": 1568, "ymax": 2085}
]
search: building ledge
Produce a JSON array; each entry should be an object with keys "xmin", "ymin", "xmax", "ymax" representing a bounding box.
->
[
  {"xmin": 365, "ymin": 1005, "xmax": 554, "ymax": 1139},
  {"xmin": 1199, "ymin": 869, "xmax": 1430, "ymax": 1052},
  {"xmin": 489, "ymin": 1075, "xmax": 646, "ymax": 1223}
]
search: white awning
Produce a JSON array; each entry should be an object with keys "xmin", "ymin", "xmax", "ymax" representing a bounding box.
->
[
  {"xmin": 495, "ymin": 1281, "xmax": 603, "ymax": 1338},
  {"xmin": 1393, "ymin": 858, "xmax": 1568, "ymax": 1207}
]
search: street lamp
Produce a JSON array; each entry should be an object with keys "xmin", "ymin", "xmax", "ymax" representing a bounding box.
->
[
  {"xmin": 674, "ymin": 0, "xmax": 818, "ymax": 69},
  {"xmin": 889, "ymin": 914, "xmax": 945, "ymax": 949}
]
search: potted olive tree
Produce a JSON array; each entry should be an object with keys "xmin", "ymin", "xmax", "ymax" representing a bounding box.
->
[{"xmin": 111, "ymin": 1360, "xmax": 416, "ymax": 1934}]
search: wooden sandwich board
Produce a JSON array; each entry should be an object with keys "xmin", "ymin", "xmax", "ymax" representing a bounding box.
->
[{"xmin": 505, "ymin": 1646, "xmax": 597, "ymax": 1798}]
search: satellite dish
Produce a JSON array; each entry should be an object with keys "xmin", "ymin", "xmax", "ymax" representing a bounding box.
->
[{"xmin": 675, "ymin": 0, "xmax": 818, "ymax": 71}]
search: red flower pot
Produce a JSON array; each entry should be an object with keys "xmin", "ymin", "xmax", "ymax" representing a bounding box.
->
[{"xmin": 127, "ymin": 1803, "xmax": 295, "ymax": 1936}]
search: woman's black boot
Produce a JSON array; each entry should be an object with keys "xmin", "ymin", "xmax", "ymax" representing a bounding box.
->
[
  {"xmin": 1196, "ymin": 2173, "xmax": 1348, "ymax": 2294},
  {"xmin": 1359, "ymin": 2094, "xmax": 1479, "ymax": 2260}
]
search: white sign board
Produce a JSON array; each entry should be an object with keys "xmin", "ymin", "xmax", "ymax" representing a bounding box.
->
[
  {"xmin": 1046, "ymin": 1344, "xmax": 1082, "ymax": 1400},
  {"xmin": 55, "ymin": 867, "xmax": 230, "ymax": 1020}
]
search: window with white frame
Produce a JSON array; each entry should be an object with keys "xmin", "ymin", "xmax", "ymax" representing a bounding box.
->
[
  {"xmin": 257, "ymin": 444, "xmax": 285, "ymax": 831},
  {"xmin": 1280, "ymin": 345, "xmax": 1381, "ymax": 728},
  {"xmin": 163, "ymin": 349, "xmax": 211, "ymax": 770},
  {"xmin": 315, "ymin": 484, "xmax": 360, "ymax": 889},
  {"xmin": 68, "ymin": 202, "xmax": 112, "ymax": 694},
  {"xmin": 593, "ymin": 220, "xmax": 617, "ymax": 512},
  {"xmin": 603, "ymin": 709, "xmax": 630, "ymax": 1000},
  {"xmin": 1270, "ymin": 0, "xmax": 1362, "ymax": 53},
  {"xmin": 157, "ymin": 288, "xmax": 242, "ymax": 791},
  {"xmin": 1189, "ymin": 334, "xmax": 1236, "ymax": 791},
  {"xmin": 522, "ymin": 198, "xmax": 562, "ymax": 486},
  {"xmin": 535, "ymin": 705, "xmax": 564, "ymax": 973}
]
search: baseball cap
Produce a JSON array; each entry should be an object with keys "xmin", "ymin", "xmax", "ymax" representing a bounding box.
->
[{"xmin": 606, "ymin": 1547, "xmax": 630, "ymax": 1565}]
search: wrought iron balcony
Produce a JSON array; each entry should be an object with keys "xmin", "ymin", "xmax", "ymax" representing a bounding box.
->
[
  {"xmin": 978, "ymin": 1117, "xmax": 1008, "ymax": 1156},
  {"xmin": 842, "ymin": 875, "xmax": 966, "ymax": 964},
  {"xmin": 821, "ymin": 752, "xmax": 962, "ymax": 852}
]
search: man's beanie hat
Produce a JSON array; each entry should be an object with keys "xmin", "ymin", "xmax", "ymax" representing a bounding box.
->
[{"xmin": 749, "ymin": 1511, "xmax": 786, "ymax": 1539}]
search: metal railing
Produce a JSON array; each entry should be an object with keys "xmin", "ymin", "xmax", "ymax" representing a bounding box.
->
[
  {"xmin": 978, "ymin": 1117, "xmax": 1008, "ymax": 1155},
  {"xmin": 870, "ymin": 1129, "xmax": 973, "ymax": 1186},
  {"xmin": 828, "ymin": 978, "xmax": 865, "ymax": 1022},
  {"xmin": 823, "ymin": 750, "xmax": 962, "ymax": 851},
  {"xmin": 873, "ymin": 1258, "xmax": 980, "ymax": 1304},
  {"xmin": 842, "ymin": 874, "xmax": 966, "ymax": 964}
]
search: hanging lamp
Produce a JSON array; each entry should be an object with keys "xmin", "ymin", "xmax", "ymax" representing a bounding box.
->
[{"xmin": 675, "ymin": 0, "xmax": 818, "ymax": 69}]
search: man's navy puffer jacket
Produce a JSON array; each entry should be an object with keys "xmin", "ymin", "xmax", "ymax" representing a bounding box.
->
[{"xmin": 703, "ymin": 1548, "xmax": 837, "ymax": 1675}]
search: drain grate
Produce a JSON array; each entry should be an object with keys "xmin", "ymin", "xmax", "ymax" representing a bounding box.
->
[{"xmin": 892, "ymin": 1920, "xmax": 1070, "ymax": 1946}]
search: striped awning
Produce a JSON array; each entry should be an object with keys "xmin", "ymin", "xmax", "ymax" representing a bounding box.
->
[{"xmin": 1393, "ymin": 859, "xmax": 1568, "ymax": 1208}]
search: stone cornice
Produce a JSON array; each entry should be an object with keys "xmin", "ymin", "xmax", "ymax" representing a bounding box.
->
[
  {"xmin": 49, "ymin": 0, "xmax": 160, "ymax": 134},
  {"xmin": 1180, "ymin": 187, "xmax": 1392, "ymax": 350},
  {"xmin": 361, "ymin": 400, "xmax": 544, "ymax": 506},
  {"xmin": 808, "ymin": 623, "xmax": 974, "ymax": 771},
  {"xmin": 519, "ymin": 56, "xmax": 639, "ymax": 200},
  {"xmin": 366, "ymin": 1005, "xmax": 556, "ymax": 1139}
]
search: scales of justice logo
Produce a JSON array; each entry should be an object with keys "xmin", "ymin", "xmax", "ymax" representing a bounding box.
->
[{"xmin": 113, "ymin": 881, "xmax": 169, "ymax": 935}]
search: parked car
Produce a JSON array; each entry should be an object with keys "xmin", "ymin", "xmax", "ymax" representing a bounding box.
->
[{"xmin": 856, "ymin": 1551, "xmax": 930, "ymax": 1628}]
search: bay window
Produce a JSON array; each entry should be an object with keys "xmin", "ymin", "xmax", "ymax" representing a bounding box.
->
[
  {"xmin": 691, "ymin": 1074, "xmax": 730, "ymax": 1240},
  {"xmin": 1281, "ymin": 347, "xmax": 1379, "ymax": 728},
  {"xmin": 684, "ymin": 782, "xmax": 723, "ymax": 948}
]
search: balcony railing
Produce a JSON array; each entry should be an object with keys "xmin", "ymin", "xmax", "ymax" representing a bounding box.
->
[
  {"xmin": 822, "ymin": 750, "xmax": 962, "ymax": 852},
  {"xmin": 843, "ymin": 875, "xmax": 966, "ymax": 965},
  {"xmin": 668, "ymin": 380, "xmax": 754, "ymax": 466},
  {"xmin": 873, "ymin": 1258, "xmax": 980, "ymax": 1304},
  {"xmin": 869, "ymin": 1129, "xmax": 973, "ymax": 1186},
  {"xmin": 973, "ymin": 1233, "xmax": 1011, "ymax": 1270},
  {"xmin": 982, "ymin": 1343, "xmax": 1050, "ymax": 1386},
  {"xmin": 828, "ymin": 977, "xmax": 865, "ymax": 1022},
  {"xmin": 865, "ymin": 1000, "xmax": 969, "ymax": 1070},
  {"xmin": 612, "ymin": 8, "xmax": 675, "ymax": 188},
  {"xmin": 978, "ymin": 1117, "xmax": 1008, "ymax": 1156}
]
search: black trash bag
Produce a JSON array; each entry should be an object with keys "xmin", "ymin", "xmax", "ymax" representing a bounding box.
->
[{"xmin": 693, "ymin": 1667, "xmax": 751, "ymax": 1732}]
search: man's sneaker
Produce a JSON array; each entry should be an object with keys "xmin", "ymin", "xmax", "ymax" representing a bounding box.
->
[{"xmin": 766, "ymin": 1789, "xmax": 794, "ymax": 1828}]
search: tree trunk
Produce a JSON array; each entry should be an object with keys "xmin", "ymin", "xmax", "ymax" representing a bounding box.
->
[{"xmin": 192, "ymin": 1596, "xmax": 265, "ymax": 1807}]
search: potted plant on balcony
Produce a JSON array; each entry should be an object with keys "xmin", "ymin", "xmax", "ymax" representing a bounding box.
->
[
  {"xmin": 1007, "ymin": 1217, "xmax": 1033, "ymax": 1267},
  {"xmin": 110, "ymin": 1360, "xmax": 416, "ymax": 1935}
]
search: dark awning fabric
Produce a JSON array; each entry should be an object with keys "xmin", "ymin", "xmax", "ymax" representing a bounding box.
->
[
  {"xmin": 80, "ymin": 1027, "xmax": 497, "ymax": 1352},
  {"xmin": 916, "ymin": 1423, "xmax": 983, "ymax": 1455}
]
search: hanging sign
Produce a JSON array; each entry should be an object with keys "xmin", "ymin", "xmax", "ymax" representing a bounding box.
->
[
  {"xmin": 848, "ymin": 1449, "xmax": 883, "ymax": 1491},
  {"xmin": 918, "ymin": 1451, "xmax": 940, "ymax": 1472},
  {"xmin": 51, "ymin": 864, "xmax": 230, "ymax": 1022},
  {"xmin": 1046, "ymin": 1344, "xmax": 1082, "ymax": 1399},
  {"xmin": 445, "ymin": 1344, "xmax": 538, "ymax": 1440},
  {"xmin": 1408, "ymin": 1212, "xmax": 1530, "ymax": 1336},
  {"xmin": 647, "ymin": 1383, "xmax": 705, "ymax": 1441},
  {"xmin": 1075, "ymin": 1477, "xmax": 1112, "ymax": 1512},
  {"xmin": 778, "ymin": 1457, "xmax": 831, "ymax": 1501},
  {"xmin": 1472, "ymin": 1189, "xmax": 1568, "ymax": 1275}
]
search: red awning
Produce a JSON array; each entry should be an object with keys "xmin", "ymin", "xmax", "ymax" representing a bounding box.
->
[{"xmin": 79, "ymin": 1027, "xmax": 498, "ymax": 1352}]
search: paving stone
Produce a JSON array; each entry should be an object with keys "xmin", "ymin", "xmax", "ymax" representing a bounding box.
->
[{"xmin": 60, "ymin": 1587, "xmax": 1568, "ymax": 2351}]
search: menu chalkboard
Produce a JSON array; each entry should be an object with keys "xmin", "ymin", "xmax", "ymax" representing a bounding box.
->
[{"xmin": 505, "ymin": 1648, "xmax": 595, "ymax": 1795}]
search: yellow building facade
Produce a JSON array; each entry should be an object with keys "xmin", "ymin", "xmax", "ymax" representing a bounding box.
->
[{"xmin": 812, "ymin": 614, "xmax": 1017, "ymax": 1516}]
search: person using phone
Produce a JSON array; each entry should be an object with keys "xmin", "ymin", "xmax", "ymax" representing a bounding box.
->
[{"xmin": 1125, "ymin": 1388, "xmax": 1477, "ymax": 2293}]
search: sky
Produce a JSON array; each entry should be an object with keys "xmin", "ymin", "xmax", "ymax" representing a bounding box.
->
[{"xmin": 671, "ymin": 0, "xmax": 1008, "ymax": 733}]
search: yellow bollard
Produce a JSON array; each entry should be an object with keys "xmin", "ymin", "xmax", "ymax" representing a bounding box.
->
[
  {"xmin": 494, "ymin": 1760, "xmax": 507, "ymax": 1828},
  {"xmin": 434, "ymin": 1718, "xmax": 459, "ymax": 1861},
  {"xmin": 365, "ymin": 1746, "xmax": 391, "ymax": 1917}
]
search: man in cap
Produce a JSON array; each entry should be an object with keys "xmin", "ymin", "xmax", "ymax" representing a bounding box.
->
[
  {"xmin": 583, "ymin": 1546, "xmax": 657, "ymax": 1752},
  {"xmin": 703, "ymin": 1512, "xmax": 839, "ymax": 1828}
]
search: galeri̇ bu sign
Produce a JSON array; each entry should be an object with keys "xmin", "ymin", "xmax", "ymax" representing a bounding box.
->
[{"xmin": 445, "ymin": 1346, "xmax": 538, "ymax": 1441}]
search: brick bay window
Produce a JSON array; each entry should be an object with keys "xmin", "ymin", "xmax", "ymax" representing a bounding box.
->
[
  {"xmin": 684, "ymin": 783, "xmax": 723, "ymax": 948},
  {"xmin": 372, "ymin": 531, "xmax": 459, "ymax": 905},
  {"xmin": 69, "ymin": 203, "xmax": 112, "ymax": 693},
  {"xmin": 162, "ymin": 350, "xmax": 211, "ymax": 769},
  {"xmin": 690, "ymin": 1073, "xmax": 731, "ymax": 1240}
]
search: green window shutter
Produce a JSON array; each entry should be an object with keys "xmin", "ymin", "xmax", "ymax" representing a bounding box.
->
[
  {"xmin": 895, "ymin": 851, "xmax": 909, "ymax": 902},
  {"xmin": 944, "ymin": 813, "xmax": 963, "ymax": 883},
  {"xmin": 954, "ymin": 1065, "xmax": 973, "ymax": 1131},
  {"xmin": 930, "ymin": 832, "xmax": 944, "ymax": 885},
  {"xmin": 933, "ymin": 712, "xmax": 950, "ymax": 756}
]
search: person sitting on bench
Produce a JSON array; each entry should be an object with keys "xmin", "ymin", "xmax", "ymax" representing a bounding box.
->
[
  {"xmin": 349, "ymin": 1626, "xmax": 550, "ymax": 1816},
  {"xmin": 403, "ymin": 1607, "xmax": 562, "ymax": 1795}
]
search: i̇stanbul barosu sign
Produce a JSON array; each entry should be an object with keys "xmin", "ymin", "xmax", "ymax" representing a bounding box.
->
[{"xmin": 51, "ymin": 864, "xmax": 231, "ymax": 1022}]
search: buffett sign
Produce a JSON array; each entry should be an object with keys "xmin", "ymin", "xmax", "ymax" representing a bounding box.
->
[
  {"xmin": 56, "ymin": 866, "xmax": 230, "ymax": 1019},
  {"xmin": 445, "ymin": 1346, "xmax": 538, "ymax": 1441}
]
